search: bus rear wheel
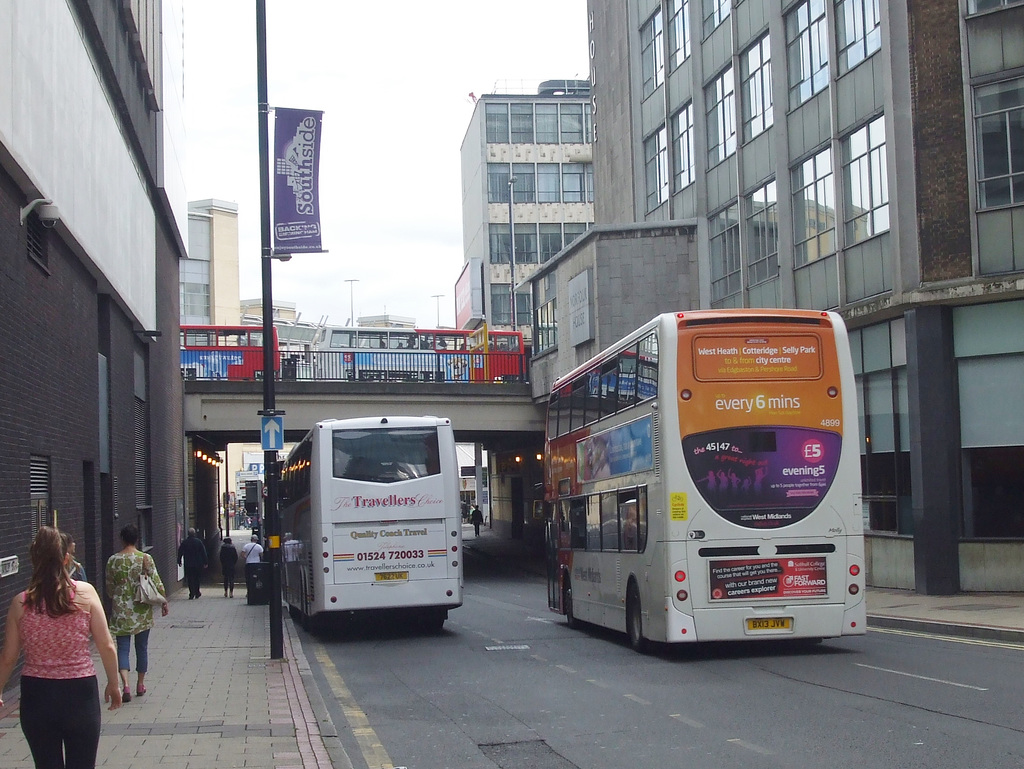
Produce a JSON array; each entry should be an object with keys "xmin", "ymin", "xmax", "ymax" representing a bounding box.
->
[{"xmin": 626, "ymin": 582, "xmax": 649, "ymax": 654}]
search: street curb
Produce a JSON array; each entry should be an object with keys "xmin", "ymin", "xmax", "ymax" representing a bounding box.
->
[
  {"xmin": 284, "ymin": 605, "xmax": 355, "ymax": 769},
  {"xmin": 867, "ymin": 614, "xmax": 1024, "ymax": 644}
]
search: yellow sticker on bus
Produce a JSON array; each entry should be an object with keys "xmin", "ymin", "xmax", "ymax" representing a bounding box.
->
[{"xmin": 670, "ymin": 492, "xmax": 688, "ymax": 521}]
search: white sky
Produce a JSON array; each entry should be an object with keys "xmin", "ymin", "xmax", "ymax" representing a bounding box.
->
[{"xmin": 184, "ymin": 1, "xmax": 589, "ymax": 329}]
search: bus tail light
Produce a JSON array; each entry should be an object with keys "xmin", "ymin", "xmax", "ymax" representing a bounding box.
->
[
  {"xmin": 849, "ymin": 564, "xmax": 860, "ymax": 576},
  {"xmin": 451, "ymin": 546, "xmax": 458, "ymax": 552},
  {"xmin": 674, "ymin": 570, "xmax": 686, "ymax": 582},
  {"xmin": 827, "ymin": 386, "xmax": 838, "ymax": 398},
  {"xmin": 848, "ymin": 584, "xmax": 860, "ymax": 595},
  {"xmin": 676, "ymin": 590, "xmax": 688, "ymax": 602},
  {"xmin": 322, "ymin": 552, "xmax": 329, "ymax": 559}
]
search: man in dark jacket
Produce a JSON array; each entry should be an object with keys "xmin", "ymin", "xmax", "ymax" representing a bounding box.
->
[
  {"xmin": 219, "ymin": 537, "xmax": 239, "ymax": 598},
  {"xmin": 177, "ymin": 528, "xmax": 208, "ymax": 599}
]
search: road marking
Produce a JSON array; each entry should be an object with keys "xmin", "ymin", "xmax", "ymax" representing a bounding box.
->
[
  {"xmin": 670, "ymin": 714, "xmax": 705, "ymax": 729},
  {"xmin": 556, "ymin": 664, "xmax": 577, "ymax": 675},
  {"xmin": 586, "ymin": 678, "xmax": 614, "ymax": 689},
  {"xmin": 527, "ymin": 616, "xmax": 555, "ymax": 624},
  {"xmin": 854, "ymin": 663, "xmax": 988, "ymax": 691},
  {"xmin": 314, "ymin": 645, "xmax": 395, "ymax": 769},
  {"xmin": 531, "ymin": 654, "xmax": 548, "ymax": 662},
  {"xmin": 870, "ymin": 626, "xmax": 1024, "ymax": 651},
  {"xmin": 624, "ymin": 694, "xmax": 651, "ymax": 705},
  {"xmin": 727, "ymin": 738, "xmax": 773, "ymax": 755}
]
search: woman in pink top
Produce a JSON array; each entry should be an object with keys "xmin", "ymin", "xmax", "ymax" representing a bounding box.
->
[{"xmin": 0, "ymin": 526, "xmax": 121, "ymax": 769}]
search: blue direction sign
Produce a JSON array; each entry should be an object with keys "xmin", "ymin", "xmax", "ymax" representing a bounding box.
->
[{"xmin": 261, "ymin": 415, "xmax": 284, "ymax": 451}]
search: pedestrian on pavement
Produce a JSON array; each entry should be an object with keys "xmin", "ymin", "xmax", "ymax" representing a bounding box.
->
[
  {"xmin": 177, "ymin": 527, "xmax": 208, "ymax": 599},
  {"xmin": 219, "ymin": 537, "xmax": 239, "ymax": 598},
  {"xmin": 106, "ymin": 523, "xmax": 168, "ymax": 704},
  {"xmin": 471, "ymin": 504, "xmax": 484, "ymax": 537},
  {"xmin": 0, "ymin": 526, "xmax": 122, "ymax": 769},
  {"xmin": 61, "ymin": 531, "xmax": 88, "ymax": 582},
  {"xmin": 242, "ymin": 535, "xmax": 264, "ymax": 591}
]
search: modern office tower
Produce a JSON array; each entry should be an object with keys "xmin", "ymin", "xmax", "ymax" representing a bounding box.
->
[
  {"xmin": 0, "ymin": 1, "xmax": 187, "ymax": 592},
  {"xmin": 530, "ymin": 0, "xmax": 1024, "ymax": 593},
  {"xmin": 460, "ymin": 80, "xmax": 595, "ymax": 347}
]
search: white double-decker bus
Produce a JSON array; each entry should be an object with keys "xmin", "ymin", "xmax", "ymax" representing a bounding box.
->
[
  {"xmin": 280, "ymin": 415, "xmax": 463, "ymax": 632},
  {"xmin": 545, "ymin": 310, "xmax": 866, "ymax": 651}
]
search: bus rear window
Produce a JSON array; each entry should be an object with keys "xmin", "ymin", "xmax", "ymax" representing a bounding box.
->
[{"xmin": 332, "ymin": 428, "xmax": 441, "ymax": 483}]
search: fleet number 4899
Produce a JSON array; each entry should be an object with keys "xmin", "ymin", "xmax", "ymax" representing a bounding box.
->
[{"xmin": 820, "ymin": 419, "xmax": 841, "ymax": 427}]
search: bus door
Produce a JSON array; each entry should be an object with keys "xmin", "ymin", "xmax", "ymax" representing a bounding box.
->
[{"xmin": 545, "ymin": 501, "xmax": 571, "ymax": 613}]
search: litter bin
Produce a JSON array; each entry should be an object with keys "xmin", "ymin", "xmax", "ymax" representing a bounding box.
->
[{"xmin": 246, "ymin": 562, "xmax": 270, "ymax": 606}]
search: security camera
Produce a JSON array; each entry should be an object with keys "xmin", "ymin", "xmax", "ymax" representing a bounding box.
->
[{"xmin": 37, "ymin": 203, "xmax": 60, "ymax": 228}]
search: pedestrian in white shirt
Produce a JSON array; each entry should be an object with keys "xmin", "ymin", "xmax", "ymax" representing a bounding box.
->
[{"xmin": 241, "ymin": 535, "xmax": 264, "ymax": 591}]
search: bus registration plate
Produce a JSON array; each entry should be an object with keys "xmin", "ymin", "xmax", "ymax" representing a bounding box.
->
[
  {"xmin": 746, "ymin": 617, "xmax": 792, "ymax": 631},
  {"xmin": 375, "ymin": 571, "xmax": 409, "ymax": 582}
]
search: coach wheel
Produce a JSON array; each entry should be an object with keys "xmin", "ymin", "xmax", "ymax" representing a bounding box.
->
[
  {"xmin": 564, "ymin": 581, "xmax": 579, "ymax": 630},
  {"xmin": 626, "ymin": 581, "xmax": 649, "ymax": 654}
]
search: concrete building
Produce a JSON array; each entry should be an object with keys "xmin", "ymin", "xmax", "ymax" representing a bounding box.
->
[
  {"xmin": 184, "ymin": 199, "xmax": 241, "ymax": 325},
  {"xmin": 460, "ymin": 80, "xmax": 596, "ymax": 344},
  {"xmin": 0, "ymin": 0, "xmax": 188, "ymax": 614},
  {"xmin": 527, "ymin": 0, "xmax": 1024, "ymax": 592}
]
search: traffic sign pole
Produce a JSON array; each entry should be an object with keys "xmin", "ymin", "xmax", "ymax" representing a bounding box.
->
[{"xmin": 256, "ymin": 0, "xmax": 283, "ymax": 661}]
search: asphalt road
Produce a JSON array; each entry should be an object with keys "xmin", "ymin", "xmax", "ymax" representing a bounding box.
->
[{"xmin": 299, "ymin": 549, "xmax": 1024, "ymax": 769}]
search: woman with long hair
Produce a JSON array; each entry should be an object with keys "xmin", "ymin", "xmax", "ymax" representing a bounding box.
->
[
  {"xmin": 0, "ymin": 526, "xmax": 121, "ymax": 768},
  {"xmin": 105, "ymin": 523, "xmax": 168, "ymax": 702}
]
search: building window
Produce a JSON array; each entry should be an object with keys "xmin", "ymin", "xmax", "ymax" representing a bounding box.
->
[
  {"xmin": 585, "ymin": 163, "xmax": 595, "ymax": 203},
  {"xmin": 641, "ymin": 9, "xmax": 665, "ymax": 99},
  {"xmin": 668, "ymin": 0, "xmax": 691, "ymax": 69},
  {"xmin": 562, "ymin": 163, "xmax": 587, "ymax": 203},
  {"xmin": 536, "ymin": 104, "xmax": 559, "ymax": 143},
  {"xmin": 516, "ymin": 291, "xmax": 532, "ymax": 328},
  {"xmin": 741, "ymin": 34, "xmax": 773, "ymax": 143},
  {"xmin": 705, "ymin": 66, "xmax": 736, "ymax": 166},
  {"xmin": 30, "ymin": 455, "xmax": 50, "ymax": 534},
  {"xmin": 644, "ymin": 126, "xmax": 669, "ymax": 211},
  {"xmin": 786, "ymin": 0, "xmax": 830, "ymax": 108},
  {"xmin": 746, "ymin": 180, "xmax": 779, "ymax": 287},
  {"xmin": 564, "ymin": 222, "xmax": 589, "ymax": 245},
  {"xmin": 486, "ymin": 103, "xmax": 509, "ymax": 143},
  {"xmin": 487, "ymin": 163, "xmax": 511, "ymax": 203},
  {"xmin": 489, "ymin": 224, "xmax": 511, "ymax": 264},
  {"xmin": 836, "ymin": 0, "xmax": 881, "ymax": 74},
  {"xmin": 180, "ymin": 256, "xmax": 211, "ymax": 324},
  {"xmin": 490, "ymin": 284, "xmax": 512, "ymax": 326},
  {"xmin": 792, "ymin": 147, "xmax": 836, "ymax": 266},
  {"xmin": 703, "ymin": 0, "xmax": 730, "ymax": 38},
  {"xmin": 539, "ymin": 224, "xmax": 563, "ymax": 262},
  {"xmin": 538, "ymin": 164, "xmax": 561, "ymax": 203},
  {"xmin": 710, "ymin": 204, "xmax": 742, "ymax": 306},
  {"xmin": 969, "ymin": 0, "xmax": 1024, "ymax": 12},
  {"xmin": 514, "ymin": 223, "xmax": 539, "ymax": 264},
  {"xmin": 510, "ymin": 103, "xmax": 534, "ymax": 143},
  {"xmin": 511, "ymin": 164, "xmax": 536, "ymax": 203},
  {"xmin": 672, "ymin": 102, "xmax": 696, "ymax": 190},
  {"xmin": 560, "ymin": 104, "xmax": 585, "ymax": 143},
  {"xmin": 535, "ymin": 298, "xmax": 557, "ymax": 354},
  {"xmin": 842, "ymin": 115, "xmax": 889, "ymax": 243},
  {"xmin": 975, "ymin": 77, "xmax": 1024, "ymax": 209}
]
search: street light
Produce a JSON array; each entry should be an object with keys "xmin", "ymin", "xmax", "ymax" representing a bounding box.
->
[
  {"xmin": 431, "ymin": 294, "xmax": 444, "ymax": 327},
  {"xmin": 507, "ymin": 175, "xmax": 517, "ymax": 331},
  {"xmin": 344, "ymin": 279, "xmax": 358, "ymax": 327}
]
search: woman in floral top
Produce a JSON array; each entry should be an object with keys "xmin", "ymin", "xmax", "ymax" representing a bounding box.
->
[{"xmin": 105, "ymin": 524, "xmax": 169, "ymax": 702}]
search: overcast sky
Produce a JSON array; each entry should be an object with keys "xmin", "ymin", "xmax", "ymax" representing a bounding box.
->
[{"xmin": 184, "ymin": 1, "xmax": 589, "ymax": 329}]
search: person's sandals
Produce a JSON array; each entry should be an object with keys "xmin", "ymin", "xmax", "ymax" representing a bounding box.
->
[
  {"xmin": 136, "ymin": 684, "xmax": 146, "ymax": 697},
  {"xmin": 122, "ymin": 686, "xmax": 131, "ymax": 703}
]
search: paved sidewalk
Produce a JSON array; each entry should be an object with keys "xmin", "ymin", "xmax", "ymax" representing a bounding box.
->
[{"xmin": 0, "ymin": 581, "xmax": 352, "ymax": 769}]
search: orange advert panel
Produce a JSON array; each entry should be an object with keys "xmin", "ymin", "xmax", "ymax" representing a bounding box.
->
[{"xmin": 679, "ymin": 329, "xmax": 844, "ymax": 434}]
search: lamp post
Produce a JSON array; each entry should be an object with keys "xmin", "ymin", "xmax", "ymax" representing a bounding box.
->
[
  {"xmin": 507, "ymin": 175, "xmax": 517, "ymax": 331},
  {"xmin": 431, "ymin": 294, "xmax": 444, "ymax": 327},
  {"xmin": 344, "ymin": 279, "xmax": 358, "ymax": 326}
]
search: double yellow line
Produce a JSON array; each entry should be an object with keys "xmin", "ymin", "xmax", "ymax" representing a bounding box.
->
[{"xmin": 313, "ymin": 645, "xmax": 397, "ymax": 769}]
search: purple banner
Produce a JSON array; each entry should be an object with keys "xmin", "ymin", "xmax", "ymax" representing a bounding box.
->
[{"xmin": 273, "ymin": 107, "xmax": 324, "ymax": 254}]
